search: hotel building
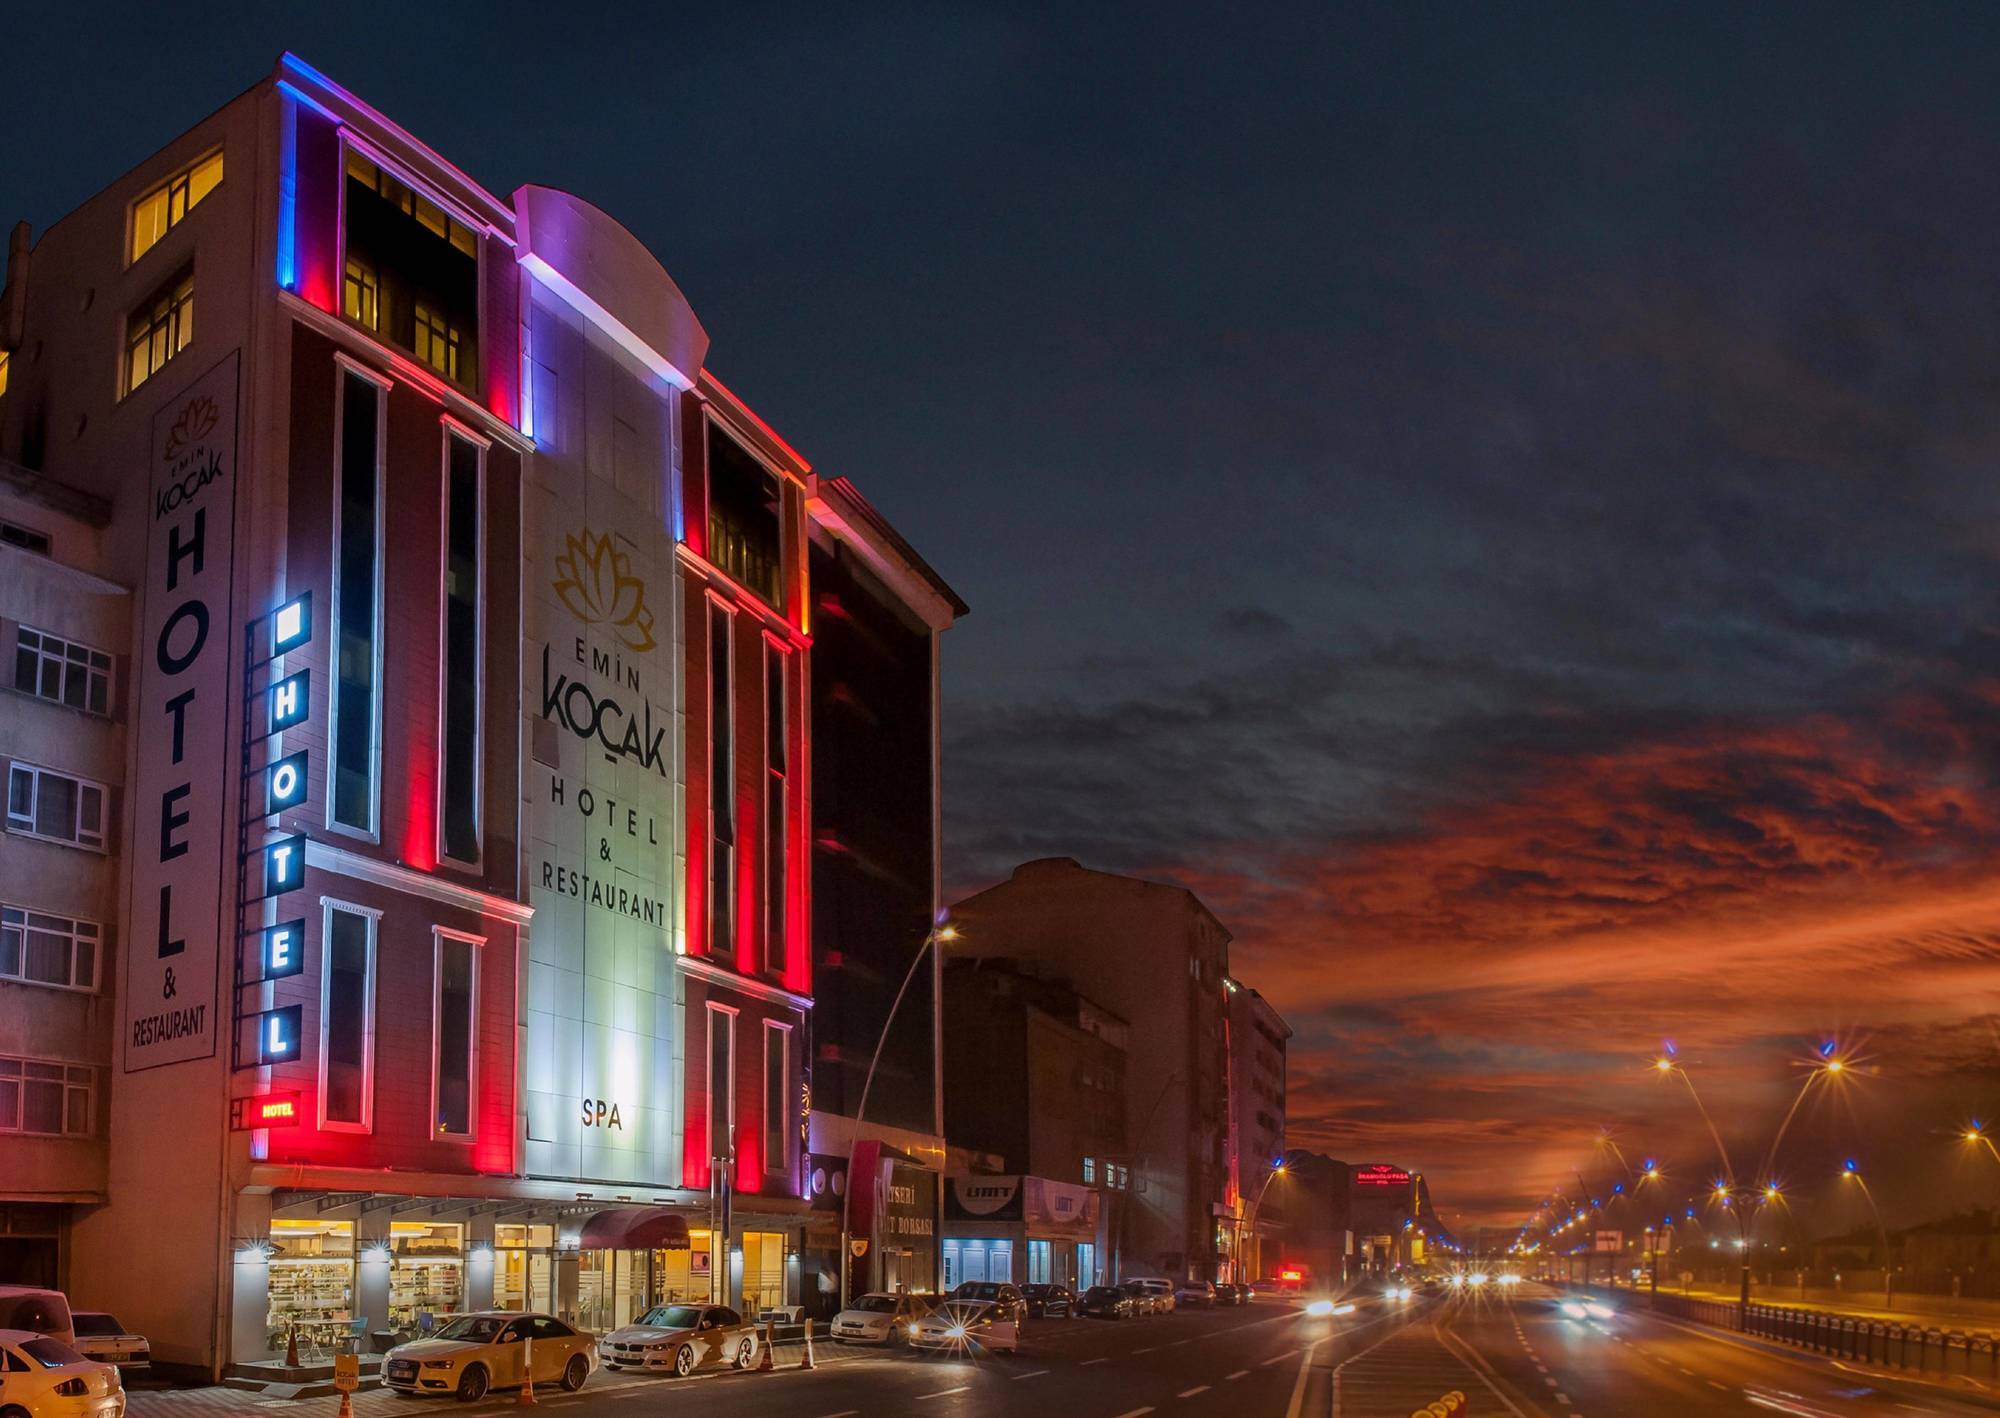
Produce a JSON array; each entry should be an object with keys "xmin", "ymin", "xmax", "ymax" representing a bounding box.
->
[{"xmin": 0, "ymin": 53, "xmax": 950, "ymax": 1376}]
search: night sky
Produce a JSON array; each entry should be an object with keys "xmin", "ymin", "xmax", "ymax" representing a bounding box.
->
[{"xmin": 13, "ymin": 3, "xmax": 2000, "ymax": 1237}]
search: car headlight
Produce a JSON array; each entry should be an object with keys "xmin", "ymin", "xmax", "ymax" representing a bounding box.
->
[
  {"xmin": 1305, "ymin": 1299, "xmax": 1335, "ymax": 1317},
  {"xmin": 1560, "ymin": 1301, "xmax": 1587, "ymax": 1319},
  {"xmin": 1584, "ymin": 1303, "xmax": 1613, "ymax": 1320},
  {"xmin": 946, "ymin": 1325, "xmax": 968, "ymax": 1339},
  {"xmin": 422, "ymin": 1360, "xmax": 457, "ymax": 1369},
  {"xmin": 904, "ymin": 1324, "xmax": 919, "ymax": 1336}
]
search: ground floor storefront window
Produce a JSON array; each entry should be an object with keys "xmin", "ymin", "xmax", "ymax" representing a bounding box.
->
[
  {"xmin": 495, "ymin": 1224, "xmax": 554, "ymax": 1313},
  {"xmin": 943, "ymin": 1237, "xmax": 1013, "ymax": 1288},
  {"xmin": 741, "ymin": 1231, "xmax": 785, "ymax": 1314},
  {"xmin": 653, "ymin": 1228, "xmax": 715, "ymax": 1303},
  {"xmin": 1077, "ymin": 1241, "xmax": 1098, "ymax": 1287},
  {"xmin": 268, "ymin": 1219, "xmax": 354, "ymax": 1354},
  {"xmin": 388, "ymin": 1222, "xmax": 463, "ymax": 1329},
  {"xmin": 1027, "ymin": 1239, "xmax": 1052, "ymax": 1284}
]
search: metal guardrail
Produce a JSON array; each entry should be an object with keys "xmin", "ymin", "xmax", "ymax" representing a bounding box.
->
[{"xmin": 1563, "ymin": 1282, "xmax": 2000, "ymax": 1377}]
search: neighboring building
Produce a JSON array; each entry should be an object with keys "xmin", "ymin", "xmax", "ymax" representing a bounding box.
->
[
  {"xmin": 1270, "ymin": 1152, "xmax": 1354, "ymax": 1289},
  {"xmin": 0, "ymin": 53, "xmax": 956, "ymax": 1374},
  {"xmin": 941, "ymin": 1173, "xmax": 1100, "ymax": 1291},
  {"xmin": 803, "ymin": 475, "xmax": 964, "ymax": 1308},
  {"xmin": 1224, "ymin": 981, "xmax": 1289, "ymax": 1283},
  {"xmin": 0, "ymin": 459, "xmax": 129, "ymax": 1289},
  {"xmin": 950, "ymin": 858, "xmax": 1234, "ymax": 1283},
  {"xmin": 941, "ymin": 957, "xmax": 1128, "ymax": 1288},
  {"xmin": 1272, "ymin": 1155, "xmax": 1446, "ymax": 1286}
]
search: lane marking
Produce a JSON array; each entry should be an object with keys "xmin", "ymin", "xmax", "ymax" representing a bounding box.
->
[
  {"xmin": 1225, "ymin": 1369, "xmax": 1249, "ymax": 1380},
  {"xmin": 813, "ymin": 1413, "xmax": 861, "ymax": 1418},
  {"xmin": 1285, "ymin": 1335, "xmax": 1329, "ymax": 1418},
  {"xmin": 1113, "ymin": 1410, "xmax": 1155, "ymax": 1418},
  {"xmin": 916, "ymin": 1386, "xmax": 970, "ymax": 1399},
  {"xmin": 1178, "ymin": 1385, "xmax": 1210, "ymax": 1398},
  {"xmin": 1081, "ymin": 1357, "xmax": 1111, "ymax": 1366},
  {"xmin": 1012, "ymin": 1369, "xmax": 1049, "ymax": 1380},
  {"xmin": 1709, "ymin": 1381, "xmax": 1728, "ymax": 1390},
  {"xmin": 1259, "ymin": 1351, "xmax": 1291, "ymax": 1366},
  {"xmin": 1554, "ymin": 1394, "xmax": 1570, "ymax": 1404},
  {"xmin": 1134, "ymin": 1346, "xmax": 1157, "ymax": 1354}
]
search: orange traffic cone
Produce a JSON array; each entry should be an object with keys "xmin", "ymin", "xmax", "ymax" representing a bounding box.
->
[
  {"xmin": 758, "ymin": 1316, "xmax": 775, "ymax": 1371},
  {"xmin": 336, "ymin": 1389, "xmax": 352, "ymax": 1418},
  {"xmin": 518, "ymin": 1336, "xmax": 536, "ymax": 1406},
  {"xmin": 798, "ymin": 1318, "xmax": 816, "ymax": 1370}
]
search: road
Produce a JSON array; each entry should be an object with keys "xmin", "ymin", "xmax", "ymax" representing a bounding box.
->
[
  {"xmin": 130, "ymin": 1297, "xmax": 1393, "ymax": 1418},
  {"xmin": 1431, "ymin": 1282, "xmax": 2000, "ymax": 1418}
]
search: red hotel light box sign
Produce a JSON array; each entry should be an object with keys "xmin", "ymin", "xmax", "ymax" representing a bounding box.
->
[
  {"xmin": 1354, "ymin": 1165, "xmax": 1413, "ymax": 1187},
  {"xmin": 231, "ymin": 1092, "xmax": 302, "ymax": 1130}
]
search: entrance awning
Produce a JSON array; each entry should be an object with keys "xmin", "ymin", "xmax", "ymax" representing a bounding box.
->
[{"xmin": 577, "ymin": 1207, "xmax": 692, "ymax": 1251}]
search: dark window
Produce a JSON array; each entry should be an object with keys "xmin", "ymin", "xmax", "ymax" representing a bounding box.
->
[
  {"xmin": 0, "ymin": 520, "xmax": 49, "ymax": 556},
  {"xmin": 332, "ymin": 371, "xmax": 381, "ymax": 832},
  {"xmin": 763, "ymin": 1025, "xmax": 786, "ymax": 1172},
  {"xmin": 763, "ymin": 645, "xmax": 787, "ymax": 975},
  {"xmin": 15, "ymin": 627, "xmax": 112, "ymax": 716},
  {"xmin": 708, "ymin": 1008, "xmax": 733, "ymax": 1166},
  {"xmin": 323, "ymin": 909, "xmax": 372, "ymax": 1126},
  {"xmin": 342, "ymin": 151, "xmax": 479, "ymax": 389},
  {"xmin": 708, "ymin": 604, "xmax": 734, "ymax": 956},
  {"xmin": 434, "ymin": 933, "xmax": 477, "ymax": 1137},
  {"xmin": 706, "ymin": 430, "xmax": 782, "ymax": 608},
  {"xmin": 440, "ymin": 432, "xmax": 483, "ymax": 863}
]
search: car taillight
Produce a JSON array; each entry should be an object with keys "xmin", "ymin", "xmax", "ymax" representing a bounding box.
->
[{"xmin": 54, "ymin": 1378, "xmax": 89, "ymax": 1397}]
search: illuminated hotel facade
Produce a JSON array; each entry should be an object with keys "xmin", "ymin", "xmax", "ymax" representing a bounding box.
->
[{"xmin": 0, "ymin": 54, "xmax": 950, "ymax": 1375}]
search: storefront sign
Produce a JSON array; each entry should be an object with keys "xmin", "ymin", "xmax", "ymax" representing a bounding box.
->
[
  {"xmin": 257, "ymin": 1005, "xmax": 303, "ymax": 1064},
  {"xmin": 948, "ymin": 1176, "xmax": 1025, "ymax": 1221},
  {"xmin": 231, "ymin": 1091, "xmax": 302, "ymax": 1130},
  {"xmin": 124, "ymin": 352, "xmax": 241, "ymax": 1071},
  {"xmin": 259, "ymin": 919, "xmax": 306, "ymax": 981},
  {"xmin": 1353, "ymin": 1164, "xmax": 1412, "ymax": 1188}
]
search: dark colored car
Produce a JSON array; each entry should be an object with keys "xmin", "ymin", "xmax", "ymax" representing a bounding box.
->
[
  {"xmin": 1213, "ymin": 1283, "xmax": 1246, "ymax": 1306},
  {"xmin": 1021, "ymin": 1284, "xmax": 1074, "ymax": 1319},
  {"xmin": 1078, "ymin": 1286, "xmax": 1134, "ymax": 1319}
]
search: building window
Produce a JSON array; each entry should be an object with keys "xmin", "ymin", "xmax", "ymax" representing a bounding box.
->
[
  {"xmin": 320, "ymin": 902, "xmax": 378, "ymax": 1131},
  {"xmin": 0, "ymin": 350, "xmax": 9, "ymax": 398},
  {"xmin": 763, "ymin": 643, "xmax": 788, "ymax": 976},
  {"xmin": 330, "ymin": 366, "xmax": 385, "ymax": 835},
  {"xmin": 706, "ymin": 428, "xmax": 783, "ymax": 608},
  {"xmin": 130, "ymin": 149, "xmax": 222, "ymax": 264},
  {"xmin": 763, "ymin": 1022, "xmax": 787, "ymax": 1173},
  {"xmin": 439, "ymin": 429, "xmax": 484, "ymax": 865},
  {"xmin": 412, "ymin": 303, "xmax": 463, "ymax": 383},
  {"xmin": 6, "ymin": 762, "xmax": 106, "ymax": 851},
  {"xmin": 343, "ymin": 257, "xmax": 379, "ymax": 331},
  {"xmin": 14, "ymin": 627, "xmax": 112, "ymax": 716},
  {"xmin": 708, "ymin": 602, "xmax": 734, "ymax": 957},
  {"xmin": 0, "ymin": 1057, "xmax": 93, "ymax": 1136},
  {"xmin": 0, "ymin": 906, "xmax": 99, "ymax": 992},
  {"xmin": 0, "ymin": 520, "xmax": 49, "ymax": 556},
  {"xmin": 1082, "ymin": 1156, "xmax": 1096, "ymax": 1185},
  {"xmin": 707, "ymin": 1005, "xmax": 736, "ymax": 1170},
  {"xmin": 342, "ymin": 150, "xmax": 479, "ymax": 389},
  {"xmin": 1027, "ymin": 1239, "xmax": 1052, "ymax": 1285},
  {"xmin": 125, "ymin": 268, "xmax": 194, "ymax": 394},
  {"xmin": 431, "ymin": 929, "xmax": 480, "ymax": 1139}
]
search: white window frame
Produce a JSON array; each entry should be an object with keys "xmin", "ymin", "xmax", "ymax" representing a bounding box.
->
[
  {"xmin": 0, "ymin": 904, "xmax": 101, "ymax": 993},
  {"xmin": 13, "ymin": 626, "xmax": 114, "ymax": 717},
  {"xmin": 430, "ymin": 926, "xmax": 484, "ymax": 1144},
  {"xmin": 706, "ymin": 1002, "xmax": 738, "ymax": 1172},
  {"xmin": 325, "ymin": 355, "xmax": 390, "ymax": 842},
  {"xmin": 127, "ymin": 147, "xmax": 223, "ymax": 266},
  {"xmin": 435, "ymin": 419, "xmax": 488, "ymax": 870},
  {"xmin": 5, "ymin": 761, "xmax": 107, "ymax": 852},
  {"xmin": 706, "ymin": 595, "xmax": 736, "ymax": 960},
  {"xmin": 0, "ymin": 1055, "xmax": 94, "ymax": 1136},
  {"xmin": 761, "ymin": 1019, "xmax": 790, "ymax": 1175},
  {"xmin": 318, "ymin": 897, "xmax": 381, "ymax": 1134}
]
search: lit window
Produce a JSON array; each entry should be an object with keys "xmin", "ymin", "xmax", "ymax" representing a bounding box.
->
[
  {"xmin": 0, "ymin": 350, "xmax": 9, "ymax": 397},
  {"xmin": 0, "ymin": 1057, "xmax": 94, "ymax": 1136},
  {"xmin": 6, "ymin": 762, "xmax": 106, "ymax": 851},
  {"xmin": 130, "ymin": 150, "xmax": 222, "ymax": 264},
  {"xmin": 0, "ymin": 906, "xmax": 100, "ymax": 991},
  {"xmin": 14, "ymin": 626, "xmax": 112, "ymax": 716},
  {"xmin": 125, "ymin": 269, "xmax": 194, "ymax": 394},
  {"xmin": 1083, "ymin": 1156, "xmax": 1096, "ymax": 1184},
  {"xmin": 343, "ymin": 258, "xmax": 379, "ymax": 331},
  {"xmin": 413, "ymin": 303, "xmax": 461, "ymax": 382}
]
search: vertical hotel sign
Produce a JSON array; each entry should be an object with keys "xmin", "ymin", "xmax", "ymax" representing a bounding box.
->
[{"xmin": 124, "ymin": 353, "xmax": 240, "ymax": 1071}]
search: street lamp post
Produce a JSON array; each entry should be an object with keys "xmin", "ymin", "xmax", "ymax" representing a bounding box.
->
[
  {"xmin": 1240, "ymin": 1153, "xmax": 1297, "ymax": 1284},
  {"xmin": 841, "ymin": 922, "xmax": 959, "ymax": 1309},
  {"xmin": 1841, "ymin": 1160, "xmax": 1893, "ymax": 1312}
]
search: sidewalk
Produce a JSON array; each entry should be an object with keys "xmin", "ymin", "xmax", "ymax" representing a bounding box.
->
[{"xmin": 1656, "ymin": 1281, "xmax": 2000, "ymax": 1331}]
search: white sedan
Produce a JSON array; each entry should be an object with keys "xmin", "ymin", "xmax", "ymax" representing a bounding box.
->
[
  {"xmin": 0, "ymin": 1329, "xmax": 125, "ymax": 1418},
  {"xmin": 600, "ymin": 1305, "xmax": 760, "ymax": 1377},
  {"xmin": 830, "ymin": 1293, "xmax": 931, "ymax": 1346},
  {"xmin": 909, "ymin": 1300, "xmax": 1020, "ymax": 1355},
  {"xmin": 67, "ymin": 1316, "xmax": 148, "ymax": 1375},
  {"xmin": 382, "ymin": 1313, "xmax": 594, "ymax": 1401}
]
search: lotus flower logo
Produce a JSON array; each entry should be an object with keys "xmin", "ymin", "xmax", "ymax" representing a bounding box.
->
[
  {"xmin": 552, "ymin": 529, "xmax": 656, "ymax": 652},
  {"xmin": 163, "ymin": 394, "xmax": 219, "ymax": 461}
]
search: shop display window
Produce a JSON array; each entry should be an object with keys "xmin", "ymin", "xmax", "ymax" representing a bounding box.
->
[
  {"xmin": 389, "ymin": 1222, "xmax": 464, "ymax": 1329},
  {"xmin": 741, "ymin": 1231, "xmax": 786, "ymax": 1315},
  {"xmin": 267, "ymin": 1219, "xmax": 354, "ymax": 1356},
  {"xmin": 495, "ymin": 1224, "xmax": 553, "ymax": 1314}
]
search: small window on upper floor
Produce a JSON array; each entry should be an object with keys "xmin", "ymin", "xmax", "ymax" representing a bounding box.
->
[
  {"xmin": 125, "ymin": 268, "xmax": 194, "ymax": 395},
  {"xmin": 0, "ymin": 521, "xmax": 49, "ymax": 557},
  {"xmin": 130, "ymin": 150, "xmax": 222, "ymax": 265},
  {"xmin": 707, "ymin": 427, "xmax": 783, "ymax": 609},
  {"xmin": 341, "ymin": 150, "xmax": 479, "ymax": 389},
  {"xmin": 14, "ymin": 626, "xmax": 112, "ymax": 716},
  {"xmin": 0, "ymin": 350, "xmax": 9, "ymax": 398}
]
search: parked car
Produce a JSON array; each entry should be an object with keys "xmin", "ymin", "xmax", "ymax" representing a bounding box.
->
[
  {"xmin": 67, "ymin": 1315, "xmax": 149, "ymax": 1373},
  {"xmin": 1020, "ymin": 1284, "xmax": 1074, "ymax": 1319},
  {"xmin": 1175, "ymin": 1280, "xmax": 1216, "ymax": 1309},
  {"xmin": 910, "ymin": 1300, "xmax": 1020, "ymax": 1355},
  {"xmin": 947, "ymin": 1282, "xmax": 1026, "ymax": 1323},
  {"xmin": 1211, "ymin": 1283, "xmax": 1245, "ymax": 1307},
  {"xmin": 829, "ymin": 1293, "xmax": 930, "ymax": 1346},
  {"xmin": 1078, "ymin": 1286, "xmax": 1135, "ymax": 1319},
  {"xmin": 0, "ymin": 1329, "xmax": 124, "ymax": 1418},
  {"xmin": 601, "ymin": 1304, "xmax": 760, "ymax": 1377},
  {"xmin": 1126, "ymin": 1278, "xmax": 1176, "ymax": 1313},
  {"xmin": 383, "ymin": 1312, "xmax": 594, "ymax": 1400},
  {"xmin": 0, "ymin": 1290, "xmax": 74, "ymax": 1346}
]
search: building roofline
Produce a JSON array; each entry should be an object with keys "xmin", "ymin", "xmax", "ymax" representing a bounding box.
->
[{"xmin": 816, "ymin": 475, "xmax": 969, "ymax": 618}]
